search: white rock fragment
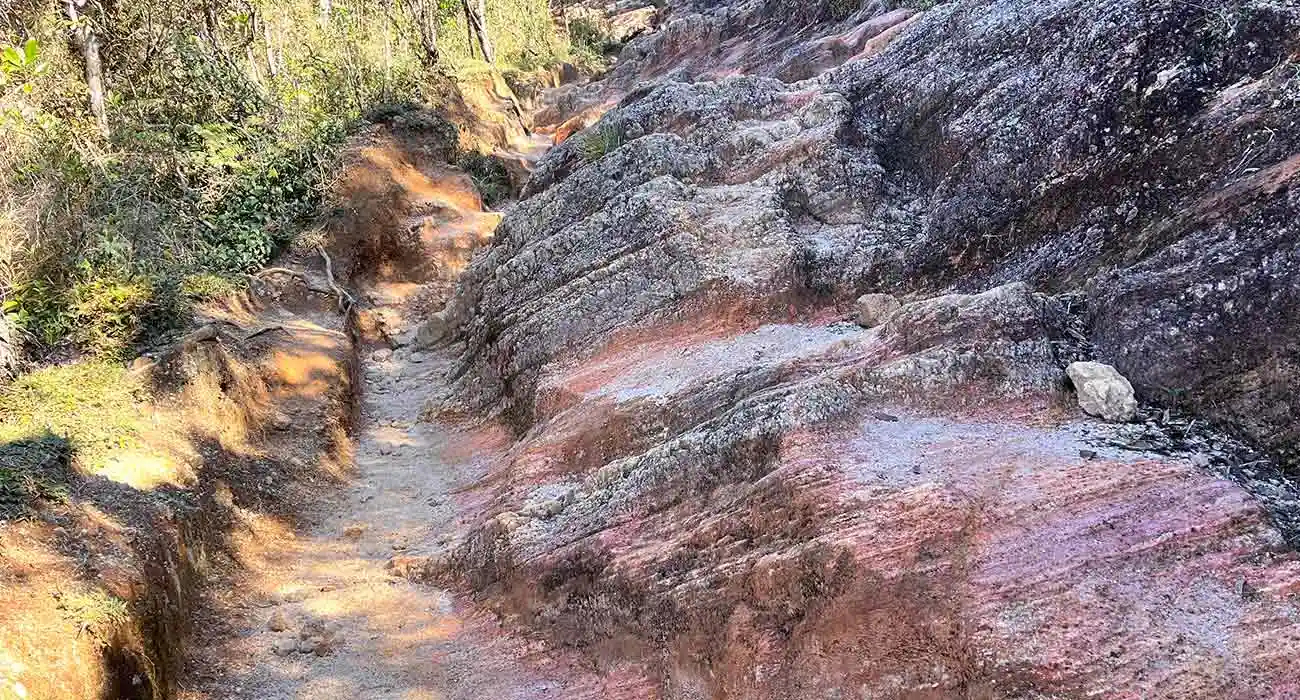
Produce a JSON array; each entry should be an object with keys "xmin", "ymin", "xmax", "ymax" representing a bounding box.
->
[
  {"xmin": 854, "ymin": 293, "xmax": 902, "ymax": 328},
  {"xmin": 1067, "ymin": 361, "xmax": 1137, "ymax": 422}
]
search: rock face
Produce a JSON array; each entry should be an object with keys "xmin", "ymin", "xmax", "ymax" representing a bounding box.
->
[
  {"xmin": 425, "ymin": 0, "xmax": 1300, "ymax": 696},
  {"xmin": 1068, "ymin": 361, "xmax": 1138, "ymax": 422},
  {"xmin": 413, "ymin": 311, "xmax": 451, "ymax": 349}
]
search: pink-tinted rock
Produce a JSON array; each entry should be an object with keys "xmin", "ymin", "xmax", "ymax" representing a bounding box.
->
[{"xmin": 418, "ymin": 0, "xmax": 1300, "ymax": 696}]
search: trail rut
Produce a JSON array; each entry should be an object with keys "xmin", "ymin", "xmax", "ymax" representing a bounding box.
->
[
  {"xmin": 179, "ymin": 342, "xmax": 582, "ymax": 699},
  {"xmin": 174, "ymin": 126, "xmax": 614, "ymax": 698}
]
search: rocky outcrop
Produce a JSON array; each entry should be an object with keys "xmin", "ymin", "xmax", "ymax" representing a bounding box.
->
[
  {"xmin": 423, "ymin": 0, "xmax": 1300, "ymax": 696},
  {"xmin": 463, "ymin": 0, "xmax": 1300, "ymax": 462}
]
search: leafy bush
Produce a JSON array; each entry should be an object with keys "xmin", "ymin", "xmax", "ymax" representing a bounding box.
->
[
  {"xmin": 0, "ymin": 433, "xmax": 71, "ymax": 520},
  {"xmin": 179, "ymin": 273, "xmax": 245, "ymax": 302},
  {"xmin": 0, "ymin": 1, "xmax": 423, "ymax": 358},
  {"xmin": 1, "ymin": 0, "xmax": 581, "ymax": 361},
  {"xmin": 67, "ymin": 277, "xmax": 153, "ymax": 359},
  {"xmin": 438, "ymin": 0, "xmax": 564, "ymax": 70},
  {"xmin": 3, "ymin": 279, "xmax": 70, "ymax": 349},
  {"xmin": 456, "ymin": 151, "xmax": 513, "ymax": 206},
  {"xmin": 565, "ymin": 15, "xmax": 621, "ymax": 73},
  {"xmin": 828, "ymin": 0, "xmax": 860, "ymax": 20}
]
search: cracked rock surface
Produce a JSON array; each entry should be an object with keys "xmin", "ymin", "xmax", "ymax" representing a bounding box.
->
[{"xmin": 420, "ymin": 0, "xmax": 1300, "ymax": 696}]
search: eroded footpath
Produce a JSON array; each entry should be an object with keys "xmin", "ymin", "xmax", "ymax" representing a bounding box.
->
[{"xmin": 177, "ymin": 121, "xmax": 642, "ymax": 699}]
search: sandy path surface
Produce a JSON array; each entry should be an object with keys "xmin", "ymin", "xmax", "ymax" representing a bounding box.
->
[{"xmin": 178, "ymin": 341, "xmax": 588, "ymax": 699}]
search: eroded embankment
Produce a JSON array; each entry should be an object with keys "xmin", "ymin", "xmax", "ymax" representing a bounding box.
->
[
  {"xmin": 171, "ymin": 111, "xmax": 632, "ymax": 699},
  {"xmin": 1, "ymin": 267, "xmax": 359, "ymax": 699}
]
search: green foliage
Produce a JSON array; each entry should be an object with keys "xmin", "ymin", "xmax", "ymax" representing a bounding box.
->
[
  {"xmin": 578, "ymin": 122, "xmax": 625, "ymax": 163},
  {"xmin": 439, "ymin": 0, "xmax": 564, "ymax": 71},
  {"xmin": 1, "ymin": 0, "xmax": 580, "ymax": 360},
  {"xmin": 4, "ymin": 279, "xmax": 70, "ymax": 348},
  {"xmin": 179, "ymin": 272, "xmax": 245, "ymax": 302},
  {"xmin": 55, "ymin": 589, "xmax": 131, "ymax": 648},
  {"xmin": 67, "ymin": 277, "xmax": 153, "ymax": 360},
  {"xmin": 828, "ymin": 0, "xmax": 860, "ymax": 20},
  {"xmin": 0, "ymin": 38, "xmax": 43, "ymax": 86},
  {"xmin": 560, "ymin": 8, "xmax": 636, "ymax": 74},
  {"xmin": 456, "ymin": 151, "xmax": 513, "ymax": 206},
  {"xmin": 0, "ymin": 361, "xmax": 146, "ymax": 468},
  {"xmin": 0, "ymin": 0, "xmax": 430, "ymax": 358},
  {"xmin": 0, "ymin": 433, "xmax": 71, "ymax": 520}
]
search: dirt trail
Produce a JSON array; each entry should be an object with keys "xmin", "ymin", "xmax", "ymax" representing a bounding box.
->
[
  {"xmin": 179, "ymin": 346, "xmax": 570, "ymax": 699},
  {"xmin": 174, "ymin": 129, "xmax": 619, "ymax": 699}
]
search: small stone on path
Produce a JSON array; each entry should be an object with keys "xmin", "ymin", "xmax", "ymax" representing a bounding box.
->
[{"xmin": 1067, "ymin": 361, "xmax": 1137, "ymax": 422}]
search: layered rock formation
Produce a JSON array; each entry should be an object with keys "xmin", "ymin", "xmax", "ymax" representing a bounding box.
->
[{"xmin": 420, "ymin": 0, "xmax": 1300, "ymax": 696}]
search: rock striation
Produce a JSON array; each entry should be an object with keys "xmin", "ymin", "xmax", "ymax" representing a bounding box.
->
[{"xmin": 419, "ymin": 0, "xmax": 1300, "ymax": 696}]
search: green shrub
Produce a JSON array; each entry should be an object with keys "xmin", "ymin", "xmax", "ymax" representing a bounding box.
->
[
  {"xmin": 179, "ymin": 273, "xmax": 244, "ymax": 302},
  {"xmin": 4, "ymin": 279, "xmax": 70, "ymax": 349},
  {"xmin": 829, "ymin": 0, "xmax": 860, "ymax": 20},
  {"xmin": 67, "ymin": 277, "xmax": 153, "ymax": 359},
  {"xmin": 0, "ymin": 433, "xmax": 71, "ymax": 520},
  {"xmin": 1, "ymin": 0, "xmax": 421, "ymax": 359},
  {"xmin": 456, "ymin": 151, "xmax": 513, "ymax": 206},
  {"xmin": 578, "ymin": 122, "xmax": 625, "ymax": 162},
  {"xmin": 565, "ymin": 15, "xmax": 620, "ymax": 73},
  {"xmin": 438, "ymin": 0, "xmax": 565, "ymax": 70}
]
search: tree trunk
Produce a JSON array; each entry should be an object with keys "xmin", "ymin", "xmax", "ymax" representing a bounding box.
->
[
  {"xmin": 319, "ymin": 0, "xmax": 332, "ymax": 25},
  {"xmin": 462, "ymin": 0, "xmax": 494, "ymax": 64},
  {"xmin": 65, "ymin": 0, "xmax": 109, "ymax": 137},
  {"xmin": 0, "ymin": 315, "xmax": 17, "ymax": 380},
  {"xmin": 465, "ymin": 4, "xmax": 476, "ymax": 60},
  {"xmin": 404, "ymin": 0, "xmax": 440, "ymax": 68},
  {"xmin": 263, "ymin": 15, "xmax": 279, "ymax": 77}
]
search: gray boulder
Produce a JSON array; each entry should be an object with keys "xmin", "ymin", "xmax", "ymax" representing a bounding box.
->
[{"xmin": 413, "ymin": 311, "xmax": 451, "ymax": 350}]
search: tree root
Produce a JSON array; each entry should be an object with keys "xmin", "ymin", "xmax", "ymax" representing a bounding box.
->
[{"xmin": 254, "ymin": 246, "xmax": 354, "ymax": 313}]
